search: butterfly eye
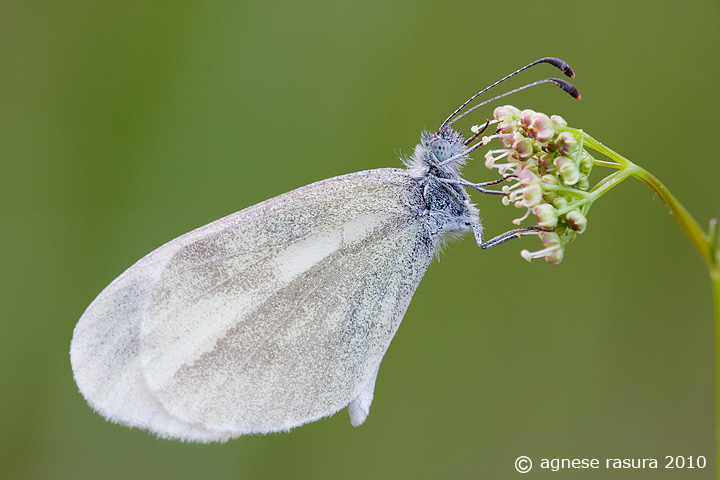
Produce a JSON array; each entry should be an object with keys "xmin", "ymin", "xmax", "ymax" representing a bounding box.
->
[{"xmin": 430, "ymin": 138, "xmax": 452, "ymax": 162}]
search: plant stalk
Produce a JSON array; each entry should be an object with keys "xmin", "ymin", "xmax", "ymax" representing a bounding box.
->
[{"xmin": 581, "ymin": 132, "xmax": 719, "ymax": 476}]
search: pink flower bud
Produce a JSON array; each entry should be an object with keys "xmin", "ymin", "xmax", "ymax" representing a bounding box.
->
[
  {"xmin": 529, "ymin": 112, "xmax": 554, "ymax": 143},
  {"xmin": 512, "ymin": 138, "xmax": 534, "ymax": 160},
  {"xmin": 564, "ymin": 210, "xmax": 587, "ymax": 233},
  {"xmin": 520, "ymin": 109, "xmax": 536, "ymax": 127},
  {"xmin": 516, "ymin": 168, "xmax": 538, "ymax": 185}
]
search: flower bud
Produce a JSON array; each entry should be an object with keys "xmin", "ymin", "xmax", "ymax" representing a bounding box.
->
[
  {"xmin": 533, "ymin": 203, "xmax": 558, "ymax": 228},
  {"xmin": 579, "ymin": 151, "xmax": 594, "ymax": 174},
  {"xmin": 529, "ymin": 112, "xmax": 554, "ymax": 143},
  {"xmin": 537, "ymin": 153, "xmax": 556, "ymax": 174},
  {"xmin": 542, "ymin": 141, "xmax": 558, "ymax": 154},
  {"xmin": 541, "ymin": 173, "xmax": 560, "ymax": 186},
  {"xmin": 553, "ymin": 197, "xmax": 568, "ymax": 210},
  {"xmin": 516, "ymin": 168, "xmax": 538, "ymax": 184},
  {"xmin": 545, "ymin": 248, "xmax": 564, "ymax": 265},
  {"xmin": 512, "ymin": 138, "xmax": 534, "ymax": 160},
  {"xmin": 493, "ymin": 105, "xmax": 520, "ymax": 122},
  {"xmin": 520, "ymin": 109, "xmax": 536, "ymax": 127},
  {"xmin": 521, "ymin": 183, "xmax": 542, "ymax": 207},
  {"xmin": 562, "ymin": 230, "xmax": 577, "ymax": 244},
  {"xmin": 551, "ymin": 115, "xmax": 567, "ymax": 126},
  {"xmin": 540, "ymin": 232, "xmax": 564, "ymax": 265},
  {"xmin": 556, "ymin": 131, "xmax": 578, "ymax": 156},
  {"xmin": 564, "ymin": 209, "xmax": 587, "ymax": 233},
  {"xmin": 576, "ymin": 176, "xmax": 590, "ymax": 190},
  {"xmin": 554, "ymin": 156, "xmax": 580, "ymax": 185}
]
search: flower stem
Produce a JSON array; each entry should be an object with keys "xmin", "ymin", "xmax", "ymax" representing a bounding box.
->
[
  {"xmin": 627, "ymin": 166, "xmax": 712, "ymax": 265},
  {"xmin": 710, "ymin": 220, "xmax": 720, "ymax": 478},
  {"xmin": 581, "ymin": 131, "xmax": 714, "ymax": 268},
  {"xmin": 714, "ymin": 272, "xmax": 720, "ymax": 478},
  {"xmin": 580, "ymin": 130, "xmax": 720, "ymax": 473}
]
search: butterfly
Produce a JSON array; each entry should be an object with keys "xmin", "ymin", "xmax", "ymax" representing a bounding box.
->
[{"xmin": 70, "ymin": 57, "xmax": 578, "ymax": 442}]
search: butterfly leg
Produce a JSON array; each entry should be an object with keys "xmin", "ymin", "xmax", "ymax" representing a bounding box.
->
[{"xmin": 472, "ymin": 222, "xmax": 551, "ymax": 250}]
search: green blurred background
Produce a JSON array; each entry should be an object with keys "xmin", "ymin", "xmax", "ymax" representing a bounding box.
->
[{"xmin": 2, "ymin": 1, "xmax": 719, "ymax": 479}]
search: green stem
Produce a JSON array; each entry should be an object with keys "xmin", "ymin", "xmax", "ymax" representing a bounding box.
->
[
  {"xmin": 715, "ymin": 273, "xmax": 720, "ymax": 479},
  {"xmin": 711, "ymin": 220, "xmax": 720, "ymax": 478},
  {"xmin": 580, "ymin": 130, "xmax": 720, "ymax": 476},
  {"xmin": 588, "ymin": 169, "xmax": 633, "ymax": 199},
  {"xmin": 582, "ymin": 132, "xmax": 713, "ymax": 267},
  {"xmin": 627, "ymin": 166, "xmax": 712, "ymax": 265}
]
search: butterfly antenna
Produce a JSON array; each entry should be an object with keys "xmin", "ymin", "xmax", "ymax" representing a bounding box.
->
[
  {"xmin": 450, "ymin": 78, "xmax": 580, "ymax": 127},
  {"xmin": 440, "ymin": 57, "xmax": 578, "ymax": 130}
]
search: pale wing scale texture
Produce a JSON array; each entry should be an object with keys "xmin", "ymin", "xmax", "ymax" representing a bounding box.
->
[
  {"xmin": 347, "ymin": 365, "xmax": 379, "ymax": 427},
  {"xmin": 70, "ymin": 235, "xmax": 229, "ymax": 441},
  {"xmin": 140, "ymin": 169, "xmax": 433, "ymax": 434},
  {"xmin": 72, "ymin": 168, "xmax": 435, "ymax": 441},
  {"xmin": 145, "ymin": 210, "xmax": 432, "ymax": 433}
]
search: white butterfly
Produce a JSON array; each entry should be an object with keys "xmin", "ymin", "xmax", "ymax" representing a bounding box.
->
[{"xmin": 70, "ymin": 58, "xmax": 578, "ymax": 442}]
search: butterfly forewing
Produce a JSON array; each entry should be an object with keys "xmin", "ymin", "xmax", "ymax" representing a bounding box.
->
[{"xmin": 72, "ymin": 168, "xmax": 436, "ymax": 441}]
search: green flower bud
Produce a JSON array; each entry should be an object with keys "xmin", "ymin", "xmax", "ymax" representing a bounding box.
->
[
  {"xmin": 522, "ymin": 183, "xmax": 542, "ymax": 207},
  {"xmin": 540, "ymin": 232, "xmax": 564, "ymax": 265},
  {"xmin": 541, "ymin": 173, "xmax": 561, "ymax": 186},
  {"xmin": 533, "ymin": 203, "xmax": 558, "ymax": 228},
  {"xmin": 551, "ymin": 114, "xmax": 567, "ymax": 126},
  {"xmin": 554, "ymin": 156, "xmax": 580, "ymax": 185},
  {"xmin": 553, "ymin": 197, "xmax": 568, "ymax": 210},
  {"xmin": 579, "ymin": 151, "xmax": 594, "ymax": 174},
  {"xmin": 556, "ymin": 131, "xmax": 578, "ymax": 156},
  {"xmin": 560, "ymin": 229, "xmax": 577, "ymax": 244}
]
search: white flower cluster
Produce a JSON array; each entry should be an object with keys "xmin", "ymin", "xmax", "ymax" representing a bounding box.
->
[{"xmin": 480, "ymin": 105, "xmax": 595, "ymax": 264}]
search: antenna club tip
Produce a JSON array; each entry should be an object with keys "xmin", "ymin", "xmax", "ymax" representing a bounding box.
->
[
  {"xmin": 576, "ymin": 93, "xmax": 582, "ymax": 100},
  {"xmin": 548, "ymin": 78, "xmax": 581, "ymax": 100},
  {"xmin": 559, "ymin": 63, "xmax": 575, "ymax": 78},
  {"xmin": 542, "ymin": 57, "xmax": 576, "ymax": 78}
]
